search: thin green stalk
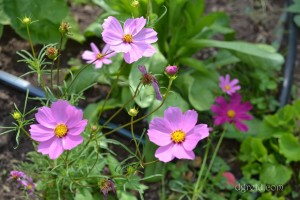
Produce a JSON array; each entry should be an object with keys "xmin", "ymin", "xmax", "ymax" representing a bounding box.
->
[
  {"xmin": 57, "ymin": 33, "xmax": 64, "ymax": 87},
  {"xmin": 101, "ymin": 79, "xmax": 173, "ymax": 138},
  {"xmin": 130, "ymin": 116, "xmax": 143, "ymax": 161},
  {"xmin": 192, "ymin": 138, "xmax": 211, "ymax": 200},
  {"xmin": 146, "ymin": 0, "xmax": 151, "ymax": 20},
  {"xmin": 99, "ymin": 82, "xmax": 142, "ymax": 132},
  {"xmin": 161, "ymin": 163, "xmax": 166, "ymax": 200},
  {"xmin": 197, "ymin": 129, "xmax": 226, "ymax": 196},
  {"xmin": 50, "ymin": 60, "xmax": 55, "ymax": 90},
  {"xmin": 26, "ymin": 25, "xmax": 36, "ymax": 59}
]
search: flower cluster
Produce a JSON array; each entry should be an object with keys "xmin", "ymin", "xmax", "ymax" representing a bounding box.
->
[
  {"xmin": 8, "ymin": 171, "xmax": 36, "ymax": 196},
  {"xmin": 212, "ymin": 75, "xmax": 252, "ymax": 131},
  {"xmin": 29, "ymin": 100, "xmax": 88, "ymax": 159}
]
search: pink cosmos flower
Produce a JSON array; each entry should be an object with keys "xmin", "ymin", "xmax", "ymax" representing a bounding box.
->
[
  {"xmin": 138, "ymin": 65, "xmax": 162, "ymax": 100},
  {"xmin": 102, "ymin": 16, "xmax": 158, "ymax": 64},
  {"xmin": 7, "ymin": 171, "xmax": 26, "ymax": 181},
  {"xmin": 222, "ymin": 172, "xmax": 237, "ymax": 187},
  {"xmin": 219, "ymin": 74, "xmax": 240, "ymax": 95},
  {"xmin": 211, "ymin": 93, "xmax": 253, "ymax": 132},
  {"xmin": 21, "ymin": 177, "xmax": 36, "ymax": 195},
  {"xmin": 147, "ymin": 107, "xmax": 209, "ymax": 162},
  {"xmin": 81, "ymin": 43, "xmax": 116, "ymax": 69},
  {"xmin": 29, "ymin": 100, "xmax": 88, "ymax": 159}
]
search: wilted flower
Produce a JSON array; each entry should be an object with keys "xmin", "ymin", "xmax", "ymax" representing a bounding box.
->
[
  {"xmin": 222, "ymin": 172, "xmax": 237, "ymax": 187},
  {"xmin": 82, "ymin": 43, "xmax": 116, "ymax": 69},
  {"xmin": 99, "ymin": 179, "xmax": 115, "ymax": 200},
  {"xmin": 59, "ymin": 21, "xmax": 71, "ymax": 35},
  {"xmin": 138, "ymin": 65, "xmax": 162, "ymax": 100},
  {"xmin": 7, "ymin": 171, "xmax": 26, "ymax": 181},
  {"xmin": 147, "ymin": 107, "xmax": 209, "ymax": 162},
  {"xmin": 211, "ymin": 93, "xmax": 253, "ymax": 132},
  {"xmin": 29, "ymin": 100, "xmax": 88, "ymax": 159},
  {"xmin": 219, "ymin": 74, "xmax": 240, "ymax": 95},
  {"xmin": 102, "ymin": 16, "xmax": 158, "ymax": 63}
]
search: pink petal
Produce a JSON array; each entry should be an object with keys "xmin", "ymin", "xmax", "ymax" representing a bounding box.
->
[
  {"xmin": 164, "ymin": 107, "xmax": 183, "ymax": 130},
  {"xmin": 234, "ymin": 121, "xmax": 249, "ymax": 132},
  {"xmin": 37, "ymin": 137, "xmax": 56, "ymax": 155},
  {"xmin": 102, "ymin": 59, "xmax": 112, "ymax": 65},
  {"xmin": 134, "ymin": 28, "xmax": 158, "ymax": 43},
  {"xmin": 95, "ymin": 61, "xmax": 103, "ymax": 69},
  {"xmin": 123, "ymin": 43, "xmax": 145, "ymax": 63},
  {"xmin": 155, "ymin": 144, "xmax": 175, "ymax": 162},
  {"xmin": 225, "ymin": 74, "xmax": 230, "ymax": 83},
  {"xmin": 48, "ymin": 139, "xmax": 64, "ymax": 159},
  {"xmin": 152, "ymin": 78, "xmax": 162, "ymax": 100},
  {"xmin": 102, "ymin": 31, "xmax": 123, "ymax": 45},
  {"xmin": 123, "ymin": 18, "xmax": 136, "ymax": 35},
  {"xmin": 62, "ymin": 135, "xmax": 83, "ymax": 150},
  {"xmin": 183, "ymin": 133, "xmax": 201, "ymax": 151},
  {"xmin": 189, "ymin": 124, "xmax": 209, "ymax": 140},
  {"xmin": 149, "ymin": 117, "xmax": 173, "ymax": 134},
  {"xmin": 82, "ymin": 50, "xmax": 96, "ymax": 61},
  {"xmin": 35, "ymin": 107, "xmax": 56, "ymax": 128},
  {"xmin": 172, "ymin": 144, "xmax": 195, "ymax": 160},
  {"xmin": 90, "ymin": 42, "xmax": 100, "ymax": 54},
  {"xmin": 51, "ymin": 100, "xmax": 70, "ymax": 123},
  {"xmin": 138, "ymin": 65, "xmax": 147, "ymax": 75},
  {"xmin": 66, "ymin": 108, "xmax": 84, "ymax": 128},
  {"xmin": 67, "ymin": 120, "xmax": 88, "ymax": 136},
  {"xmin": 110, "ymin": 42, "xmax": 132, "ymax": 53},
  {"xmin": 229, "ymin": 79, "xmax": 239, "ymax": 86},
  {"xmin": 181, "ymin": 110, "xmax": 198, "ymax": 133},
  {"xmin": 102, "ymin": 16, "xmax": 123, "ymax": 35},
  {"xmin": 147, "ymin": 129, "xmax": 172, "ymax": 146},
  {"xmin": 30, "ymin": 124, "xmax": 55, "ymax": 142},
  {"xmin": 130, "ymin": 17, "xmax": 146, "ymax": 36},
  {"xmin": 142, "ymin": 44, "xmax": 156, "ymax": 57}
]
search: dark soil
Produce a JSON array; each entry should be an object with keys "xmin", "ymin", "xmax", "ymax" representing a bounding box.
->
[{"xmin": 1, "ymin": 0, "xmax": 298, "ymax": 199}]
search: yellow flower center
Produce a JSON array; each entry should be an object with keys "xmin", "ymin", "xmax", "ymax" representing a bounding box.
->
[
  {"xmin": 27, "ymin": 184, "xmax": 33, "ymax": 190},
  {"xmin": 123, "ymin": 34, "xmax": 133, "ymax": 43},
  {"xmin": 225, "ymin": 85, "xmax": 230, "ymax": 91},
  {"xmin": 171, "ymin": 130, "xmax": 186, "ymax": 143},
  {"xmin": 54, "ymin": 124, "xmax": 68, "ymax": 138},
  {"xmin": 227, "ymin": 109, "xmax": 236, "ymax": 118},
  {"xmin": 97, "ymin": 53, "xmax": 103, "ymax": 59}
]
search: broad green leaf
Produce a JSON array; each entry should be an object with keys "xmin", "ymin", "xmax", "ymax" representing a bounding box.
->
[
  {"xmin": 287, "ymin": 4, "xmax": 300, "ymax": 13},
  {"xmin": 75, "ymin": 188, "xmax": 94, "ymax": 200},
  {"xmin": 225, "ymin": 119, "xmax": 261, "ymax": 141},
  {"xmin": 239, "ymin": 137, "xmax": 268, "ymax": 162},
  {"xmin": 186, "ymin": 39, "xmax": 284, "ymax": 69},
  {"xmin": 0, "ymin": 0, "xmax": 10, "ymax": 25},
  {"xmin": 188, "ymin": 70, "xmax": 218, "ymax": 111},
  {"xmin": 278, "ymin": 134, "xmax": 300, "ymax": 162},
  {"xmin": 294, "ymin": 15, "xmax": 300, "ymax": 27},
  {"xmin": 64, "ymin": 12, "xmax": 85, "ymax": 43},
  {"xmin": 179, "ymin": 57, "xmax": 208, "ymax": 73},
  {"xmin": 3, "ymin": 0, "xmax": 69, "ymax": 44},
  {"xmin": 107, "ymin": 154, "xmax": 122, "ymax": 176},
  {"xmin": 259, "ymin": 163, "xmax": 292, "ymax": 185}
]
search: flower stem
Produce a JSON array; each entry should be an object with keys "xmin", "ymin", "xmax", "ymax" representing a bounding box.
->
[
  {"xmin": 101, "ymin": 79, "xmax": 173, "ymax": 138},
  {"xmin": 130, "ymin": 116, "xmax": 143, "ymax": 161},
  {"xmin": 192, "ymin": 138, "xmax": 211, "ymax": 200},
  {"xmin": 50, "ymin": 60, "xmax": 55, "ymax": 91},
  {"xmin": 26, "ymin": 25, "xmax": 36, "ymax": 59},
  {"xmin": 57, "ymin": 33, "xmax": 64, "ymax": 88},
  {"xmin": 196, "ymin": 129, "xmax": 226, "ymax": 196}
]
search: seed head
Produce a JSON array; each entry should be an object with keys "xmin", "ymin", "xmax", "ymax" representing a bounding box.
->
[
  {"xmin": 22, "ymin": 17, "xmax": 31, "ymax": 26},
  {"xmin": 12, "ymin": 111, "xmax": 21, "ymax": 120},
  {"xmin": 128, "ymin": 107, "xmax": 139, "ymax": 117},
  {"xmin": 59, "ymin": 21, "xmax": 71, "ymax": 35},
  {"xmin": 46, "ymin": 46, "xmax": 58, "ymax": 60}
]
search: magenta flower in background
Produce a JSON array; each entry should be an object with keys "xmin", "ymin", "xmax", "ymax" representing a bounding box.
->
[
  {"xmin": 7, "ymin": 171, "xmax": 26, "ymax": 181},
  {"xmin": 147, "ymin": 107, "xmax": 209, "ymax": 162},
  {"xmin": 219, "ymin": 74, "xmax": 241, "ymax": 95},
  {"xmin": 222, "ymin": 172, "xmax": 237, "ymax": 187},
  {"xmin": 102, "ymin": 16, "xmax": 158, "ymax": 64},
  {"xmin": 211, "ymin": 93, "xmax": 253, "ymax": 132},
  {"xmin": 138, "ymin": 65, "xmax": 162, "ymax": 100},
  {"xmin": 21, "ymin": 177, "xmax": 36, "ymax": 195},
  {"xmin": 81, "ymin": 42, "xmax": 116, "ymax": 69},
  {"xmin": 29, "ymin": 100, "xmax": 88, "ymax": 159}
]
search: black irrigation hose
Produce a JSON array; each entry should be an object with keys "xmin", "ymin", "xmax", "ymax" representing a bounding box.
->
[
  {"xmin": 0, "ymin": 70, "xmax": 145, "ymax": 144},
  {"xmin": 279, "ymin": 0, "xmax": 299, "ymax": 107}
]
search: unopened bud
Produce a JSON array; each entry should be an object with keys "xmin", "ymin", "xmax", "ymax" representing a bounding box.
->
[
  {"xmin": 12, "ymin": 111, "xmax": 21, "ymax": 120},
  {"xmin": 131, "ymin": 0, "xmax": 139, "ymax": 8},
  {"xmin": 46, "ymin": 47, "xmax": 58, "ymax": 60},
  {"xmin": 126, "ymin": 166, "xmax": 136, "ymax": 176},
  {"xmin": 128, "ymin": 108, "xmax": 139, "ymax": 117},
  {"xmin": 91, "ymin": 125, "xmax": 98, "ymax": 132},
  {"xmin": 59, "ymin": 21, "xmax": 71, "ymax": 35},
  {"xmin": 165, "ymin": 65, "xmax": 178, "ymax": 76},
  {"xmin": 22, "ymin": 17, "xmax": 31, "ymax": 26}
]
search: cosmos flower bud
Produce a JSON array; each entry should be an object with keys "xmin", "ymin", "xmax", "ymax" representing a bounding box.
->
[
  {"xmin": 165, "ymin": 65, "xmax": 178, "ymax": 76},
  {"xmin": 22, "ymin": 17, "xmax": 31, "ymax": 26},
  {"xmin": 12, "ymin": 111, "xmax": 21, "ymax": 120},
  {"xmin": 46, "ymin": 46, "xmax": 58, "ymax": 60},
  {"xmin": 59, "ymin": 21, "xmax": 71, "ymax": 35},
  {"xmin": 131, "ymin": 0, "xmax": 139, "ymax": 8},
  {"xmin": 128, "ymin": 107, "xmax": 139, "ymax": 117}
]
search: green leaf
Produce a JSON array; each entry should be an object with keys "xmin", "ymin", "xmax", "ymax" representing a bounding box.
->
[
  {"xmin": 225, "ymin": 119, "xmax": 261, "ymax": 141},
  {"xmin": 75, "ymin": 188, "xmax": 94, "ymax": 200},
  {"xmin": 278, "ymin": 134, "xmax": 300, "ymax": 162},
  {"xmin": 186, "ymin": 39, "xmax": 284, "ymax": 69},
  {"xmin": 287, "ymin": 4, "xmax": 300, "ymax": 13},
  {"xmin": 294, "ymin": 15, "xmax": 300, "ymax": 27},
  {"xmin": 107, "ymin": 154, "xmax": 122, "ymax": 176},
  {"xmin": 64, "ymin": 12, "xmax": 85, "ymax": 43},
  {"xmin": 188, "ymin": 70, "xmax": 218, "ymax": 111},
  {"xmin": 259, "ymin": 163, "xmax": 292, "ymax": 185},
  {"xmin": 3, "ymin": 0, "xmax": 69, "ymax": 44},
  {"xmin": 239, "ymin": 137, "xmax": 268, "ymax": 162},
  {"xmin": 0, "ymin": 0, "xmax": 10, "ymax": 25}
]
